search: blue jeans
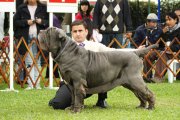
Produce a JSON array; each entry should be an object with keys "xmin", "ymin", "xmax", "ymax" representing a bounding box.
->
[
  {"xmin": 25, "ymin": 34, "xmax": 41, "ymax": 88},
  {"xmin": 18, "ymin": 57, "xmax": 24, "ymax": 81},
  {"xmin": 101, "ymin": 33, "xmax": 123, "ymax": 48}
]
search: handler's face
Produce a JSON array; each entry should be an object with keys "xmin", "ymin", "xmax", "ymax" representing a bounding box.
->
[{"xmin": 71, "ymin": 25, "xmax": 88, "ymax": 43}]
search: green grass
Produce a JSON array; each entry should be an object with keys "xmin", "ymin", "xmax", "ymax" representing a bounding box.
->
[{"xmin": 0, "ymin": 81, "xmax": 180, "ymax": 120}]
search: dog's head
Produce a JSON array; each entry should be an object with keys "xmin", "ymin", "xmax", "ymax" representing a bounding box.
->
[{"xmin": 38, "ymin": 27, "xmax": 67, "ymax": 52}]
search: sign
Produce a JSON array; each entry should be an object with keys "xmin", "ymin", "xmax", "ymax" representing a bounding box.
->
[
  {"xmin": 47, "ymin": 0, "xmax": 78, "ymax": 13},
  {"xmin": 0, "ymin": 0, "xmax": 15, "ymax": 12}
]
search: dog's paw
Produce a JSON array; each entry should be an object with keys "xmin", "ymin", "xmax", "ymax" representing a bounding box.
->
[
  {"xmin": 147, "ymin": 106, "xmax": 155, "ymax": 110},
  {"xmin": 71, "ymin": 107, "xmax": 81, "ymax": 113},
  {"xmin": 136, "ymin": 105, "xmax": 146, "ymax": 109},
  {"xmin": 65, "ymin": 106, "xmax": 73, "ymax": 111}
]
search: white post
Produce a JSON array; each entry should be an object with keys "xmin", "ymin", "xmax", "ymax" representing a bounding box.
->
[
  {"xmin": 48, "ymin": 12, "xmax": 58, "ymax": 90},
  {"xmin": 9, "ymin": 12, "xmax": 14, "ymax": 90},
  {"xmin": 72, "ymin": 13, "xmax": 75, "ymax": 22},
  {"xmin": 167, "ymin": 60, "xmax": 174, "ymax": 83},
  {"xmin": 0, "ymin": 12, "xmax": 18, "ymax": 92}
]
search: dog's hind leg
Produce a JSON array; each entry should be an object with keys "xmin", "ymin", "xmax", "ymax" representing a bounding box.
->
[
  {"xmin": 122, "ymin": 84, "xmax": 147, "ymax": 109},
  {"xmin": 125, "ymin": 79, "xmax": 155, "ymax": 110},
  {"xmin": 135, "ymin": 86, "xmax": 155, "ymax": 110},
  {"xmin": 145, "ymin": 88, "xmax": 155, "ymax": 110}
]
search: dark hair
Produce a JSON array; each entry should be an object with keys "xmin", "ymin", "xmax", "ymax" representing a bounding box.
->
[
  {"xmin": 71, "ymin": 20, "xmax": 88, "ymax": 30},
  {"xmin": 24, "ymin": 0, "xmax": 40, "ymax": 4},
  {"xmin": 71, "ymin": 19, "xmax": 93, "ymax": 40},
  {"xmin": 165, "ymin": 12, "xmax": 179, "ymax": 24},
  {"xmin": 174, "ymin": 8, "xmax": 180, "ymax": 11},
  {"xmin": 79, "ymin": 0, "xmax": 91, "ymax": 19}
]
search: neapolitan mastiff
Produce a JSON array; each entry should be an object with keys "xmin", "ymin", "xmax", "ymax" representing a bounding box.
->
[{"xmin": 38, "ymin": 27, "xmax": 158, "ymax": 113}]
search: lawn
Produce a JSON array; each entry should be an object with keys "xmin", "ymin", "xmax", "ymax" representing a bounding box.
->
[{"xmin": 0, "ymin": 80, "xmax": 180, "ymax": 120}]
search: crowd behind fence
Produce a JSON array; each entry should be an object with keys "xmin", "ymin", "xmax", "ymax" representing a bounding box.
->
[{"xmin": 0, "ymin": 36, "xmax": 179, "ymax": 89}]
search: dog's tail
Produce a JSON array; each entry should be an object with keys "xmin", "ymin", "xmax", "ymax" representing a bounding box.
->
[{"xmin": 134, "ymin": 44, "xmax": 159, "ymax": 57}]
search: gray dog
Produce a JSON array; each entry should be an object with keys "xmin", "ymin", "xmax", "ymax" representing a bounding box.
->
[{"xmin": 38, "ymin": 27, "xmax": 158, "ymax": 113}]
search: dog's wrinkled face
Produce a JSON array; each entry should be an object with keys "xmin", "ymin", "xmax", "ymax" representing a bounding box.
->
[{"xmin": 38, "ymin": 27, "xmax": 67, "ymax": 51}]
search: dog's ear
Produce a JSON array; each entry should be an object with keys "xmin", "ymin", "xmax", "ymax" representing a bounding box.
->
[{"xmin": 56, "ymin": 28, "xmax": 67, "ymax": 40}]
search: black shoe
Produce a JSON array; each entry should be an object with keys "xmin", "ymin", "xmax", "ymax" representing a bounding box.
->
[
  {"xmin": 48, "ymin": 99, "xmax": 54, "ymax": 106},
  {"xmin": 96, "ymin": 100, "xmax": 108, "ymax": 108}
]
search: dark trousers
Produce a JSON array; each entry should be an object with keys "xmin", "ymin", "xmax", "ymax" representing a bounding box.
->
[
  {"xmin": 101, "ymin": 33, "xmax": 123, "ymax": 48},
  {"xmin": 49, "ymin": 82, "xmax": 107, "ymax": 109}
]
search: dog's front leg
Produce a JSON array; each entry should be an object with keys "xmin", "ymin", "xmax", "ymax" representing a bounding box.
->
[
  {"xmin": 72, "ymin": 80, "xmax": 86, "ymax": 113},
  {"xmin": 65, "ymin": 84, "xmax": 75, "ymax": 111}
]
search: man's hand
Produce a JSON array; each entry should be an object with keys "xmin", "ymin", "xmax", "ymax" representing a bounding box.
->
[{"xmin": 138, "ymin": 45, "xmax": 145, "ymax": 49}]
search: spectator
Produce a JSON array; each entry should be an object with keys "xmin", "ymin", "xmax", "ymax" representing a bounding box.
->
[
  {"xmin": 155, "ymin": 12, "xmax": 180, "ymax": 80},
  {"xmin": 75, "ymin": 0, "xmax": 103, "ymax": 42},
  {"xmin": 133, "ymin": 13, "xmax": 163, "ymax": 47},
  {"xmin": 75, "ymin": 0, "xmax": 93, "ymax": 41},
  {"xmin": 14, "ymin": 0, "xmax": 49, "ymax": 90},
  {"xmin": 133, "ymin": 13, "xmax": 163, "ymax": 82},
  {"xmin": 93, "ymin": 0, "xmax": 133, "ymax": 48},
  {"xmin": 0, "ymin": 12, "xmax": 9, "ymax": 41},
  {"xmin": 75, "ymin": 0, "xmax": 93, "ymax": 21}
]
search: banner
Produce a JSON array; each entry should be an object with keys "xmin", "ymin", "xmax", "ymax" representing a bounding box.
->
[
  {"xmin": 47, "ymin": 0, "xmax": 78, "ymax": 13},
  {"xmin": 0, "ymin": 0, "xmax": 15, "ymax": 12}
]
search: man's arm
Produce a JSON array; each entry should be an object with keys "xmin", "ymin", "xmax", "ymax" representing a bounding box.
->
[{"xmin": 89, "ymin": 41, "xmax": 137, "ymax": 52}]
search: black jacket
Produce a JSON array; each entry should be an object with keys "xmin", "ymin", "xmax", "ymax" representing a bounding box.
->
[
  {"xmin": 161, "ymin": 26, "xmax": 180, "ymax": 52},
  {"xmin": 14, "ymin": 2, "xmax": 49, "ymax": 55},
  {"xmin": 4, "ymin": 12, "xmax": 9, "ymax": 35}
]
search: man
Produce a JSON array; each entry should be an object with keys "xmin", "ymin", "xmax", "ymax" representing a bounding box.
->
[
  {"xmin": 93, "ymin": 0, "xmax": 133, "ymax": 48},
  {"xmin": 133, "ymin": 13, "xmax": 163, "ymax": 82}
]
